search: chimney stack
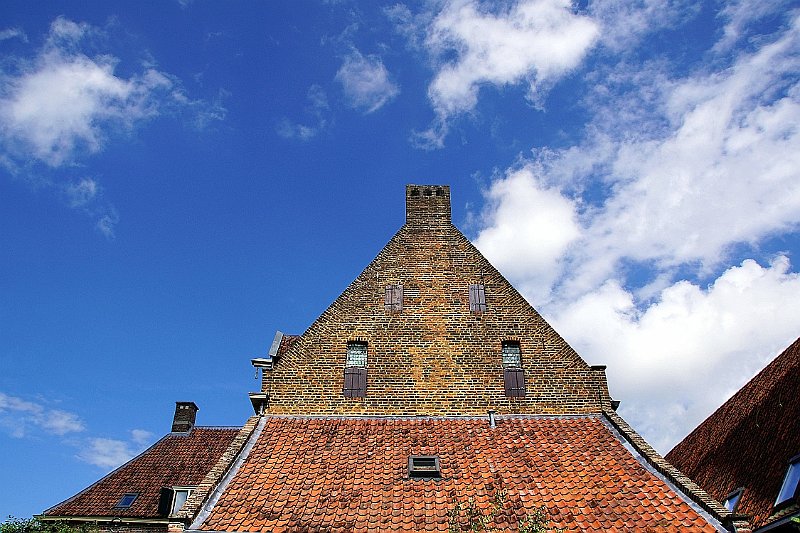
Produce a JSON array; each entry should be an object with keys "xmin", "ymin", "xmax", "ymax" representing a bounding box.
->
[
  {"xmin": 405, "ymin": 185, "xmax": 451, "ymax": 227},
  {"xmin": 171, "ymin": 401, "xmax": 199, "ymax": 433}
]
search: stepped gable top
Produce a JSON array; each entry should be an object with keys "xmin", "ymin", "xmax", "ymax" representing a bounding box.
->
[
  {"xmin": 260, "ymin": 184, "xmax": 612, "ymax": 417},
  {"xmin": 666, "ymin": 336, "xmax": 800, "ymax": 529},
  {"xmin": 44, "ymin": 427, "xmax": 239, "ymax": 519},
  {"xmin": 190, "ymin": 415, "xmax": 725, "ymax": 532}
]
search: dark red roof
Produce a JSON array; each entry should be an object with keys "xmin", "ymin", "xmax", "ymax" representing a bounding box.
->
[
  {"xmin": 198, "ymin": 416, "xmax": 720, "ymax": 532},
  {"xmin": 45, "ymin": 427, "xmax": 239, "ymax": 518},
  {"xmin": 277, "ymin": 334, "xmax": 299, "ymax": 356},
  {"xmin": 666, "ymin": 337, "xmax": 800, "ymax": 528}
]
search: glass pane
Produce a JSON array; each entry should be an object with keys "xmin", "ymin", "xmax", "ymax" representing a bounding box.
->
[
  {"xmin": 723, "ymin": 490, "xmax": 741, "ymax": 511},
  {"xmin": 776, "ymin": 461, "xmax": 800, "ymax": 506},
  {"xmin": 502, "ymin": 343, "xmax": 521, "ymax": 367},
  {"xmin": 346, "ymin": 343, "xmax": 367, "ymax": 367},
  {"xmin": 171, "ymin": 489, "xmax": 191, "ymax": 515}
]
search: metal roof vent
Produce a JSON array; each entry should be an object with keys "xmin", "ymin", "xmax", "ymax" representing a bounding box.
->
[{"xmin": 409, "ymin": 455, "xmax": 441, "ymax": 478}]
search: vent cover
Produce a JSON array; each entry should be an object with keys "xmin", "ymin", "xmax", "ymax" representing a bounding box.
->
[{"xmin": 409, "ymin": 455, "xmax": 441, "ymax": 478}]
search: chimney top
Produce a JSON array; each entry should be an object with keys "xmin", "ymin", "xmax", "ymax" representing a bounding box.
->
[
  {"xmin": 171, "ymin": 401, "xmax": 199, "ymax": 433},
  {"xmin": 405, "ymin": 185, "xmax": 451, "ymax": 226}
]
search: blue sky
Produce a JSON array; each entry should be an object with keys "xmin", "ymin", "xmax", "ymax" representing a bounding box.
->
[{"xmin": 2, "ymin": 0, "xmax": 800, "ymax": 519}]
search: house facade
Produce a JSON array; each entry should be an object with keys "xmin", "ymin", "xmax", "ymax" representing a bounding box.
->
[{"xmin": 43, "ymin": 185, "xmax": 749, "ymax": 532}]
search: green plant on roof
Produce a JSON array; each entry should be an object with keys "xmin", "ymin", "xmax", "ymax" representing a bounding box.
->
[{"xmin": 446, "ymin": 488, "xmax": 565, "ymax": 533}]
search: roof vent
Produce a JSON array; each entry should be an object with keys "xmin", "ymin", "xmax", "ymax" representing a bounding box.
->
[{"xmin": 409, "ymin": 455, "xmax": 441, "ymax": 478}]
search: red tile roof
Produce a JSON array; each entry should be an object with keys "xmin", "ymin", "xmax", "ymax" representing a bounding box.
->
[
  {"xmin": 45, "ymin": 427, "xmax": 239, "ymax": 518},
  {"xmin": 197, "ymin": 416, "xmax": 721, "ymax": 532},
  {"xmin": 667, "ymin": 336, "xmax": 800, "ymax": 528}
]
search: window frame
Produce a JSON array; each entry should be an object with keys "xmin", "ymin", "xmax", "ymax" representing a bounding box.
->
[
  {"xmin": 343, "ymin": 341, "xmax": 368, "ymax": 398},
  {"xmin": 722, "ymin": 487, "xmax": 744, "ymax": 513},
  {"xmin": 114, "ymin": 493, "xmax": 139, "ymax": 509},
  {"xmin": 170, "ymin": 486, "xmax": 194, "ymax": 515},
  {"xmin": 775, "ymin": 453, "xmax": 800, "ymax": 509},
  {"xmin": 501, "ymin": 341, "xmax": 525, "ymax": 397}
]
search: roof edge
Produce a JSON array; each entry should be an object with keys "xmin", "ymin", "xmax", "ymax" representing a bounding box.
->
[
  {"xmin": 184, "ymin": 415, "xmax": 267, "ymax": 529},
  {"xmin": 602, "ymin": 408, "xmax": 749, "ymax": 531},
  {"xmin": 36, "ymin": 516, "xmax": 170, "ymax": 524},
  {"xmin": 177, "ymin": 416, "xmax": 262, "ymax": 523}
]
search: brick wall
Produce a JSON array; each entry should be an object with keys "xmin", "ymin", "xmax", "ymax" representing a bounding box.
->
[{"xmin": 262, "ymin": 185, "xmax": 611, "ymax": 416}]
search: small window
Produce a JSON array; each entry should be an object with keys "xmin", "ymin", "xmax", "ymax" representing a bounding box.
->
[
  {"xmin": 385, "ymin": 284, "xmax": 403, "ymax": 312},
  {"xmin": 502, "ymin": 342, "xmax": 522, "ymax": 368},
  {"xmin": 114, "ymin": 493, "xmax": 138, "ymax": 509},
  {"xmin": 346, "ymin": 342, "xmax": 368, "ymax": 368},
  {"xmin": 343, "ymin": 342, "xmax": 368, "ymax": 398},
  {"xmin": 469, "ymin": 284, "xmax": 486, "ymax": 312},
  {"xmin": 723, "ymin": 488, "xmax": 744, "ymax": 512},
  {"xmin": 502, "ymin": 342, "xmax": 525, "ymax": 397},
  {"xmin": 409, "ymin": 455, "xmax": 441, "ymax": 478},
  {"xmin": 775, "ymin": 454, "xmax": 800, "ymax": 508}
]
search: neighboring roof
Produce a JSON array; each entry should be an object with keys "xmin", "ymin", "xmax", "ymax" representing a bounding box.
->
[
  {"xmin": 666, "ymin": 336, "xmax": 800, "ymax": 529},
  {"xmin": 193, "ymin": 415, "xmax": 724, "ymax": 532},
  {"xmin": 277, "ymin": 334, "xmax": 299, "ymax": 356},
  {"xmin": 45, "ymin": 427, "xmax": 240, "ymax": 519}
]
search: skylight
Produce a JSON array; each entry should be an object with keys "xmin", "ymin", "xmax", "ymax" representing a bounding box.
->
[
  {"xmin": 114, "ymin": 493, "xmax": 138, "ymax": 509},
  {"xmin": 722, "ymin": 488, "xmax": 743, "ymax": 513},
  {"xmin": 775, "ymin": 455, "xmax": 800, "ymax": 507}
]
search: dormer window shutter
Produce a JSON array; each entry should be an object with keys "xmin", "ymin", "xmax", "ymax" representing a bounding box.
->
[
  {"xmin": 469, "ymin": 284, "xmax": 486, "ymax": 312},
  {"xmin": 158, "ymin": 487, "xmax": 174, "ymax": 516},
  {"xmin": 385, "ymin": 284, "xmax": 403, "ymax": 312}
]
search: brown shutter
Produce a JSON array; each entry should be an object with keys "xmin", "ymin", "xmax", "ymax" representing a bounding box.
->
[
  {"xmin": 469, "ymin": 284, "xmax": 486, "ymax": 312},
  {"xmin": 504, "ymin": 368, "xmax": 525, "ymax": 397},
  {"xmin": 343, "ymin": 367, "xmax": 367, "ymax": 397},
  {"xmin": 385, "ymin": 284, "xmax": 403, "ymax": 312}
]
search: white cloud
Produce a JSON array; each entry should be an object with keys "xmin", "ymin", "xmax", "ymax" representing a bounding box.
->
[
  {"xmin": 0, "ymin": 392, "xmax": 85, "ymax": 437},
  {"xmin": 471, "ymin": 9, "xmax": 800, "ymax": 452},
  {"xmin": 335, "ymin": 49, "xmax": 400, "ymax": 114},
  {"xmin": 551, "ymin": 257, "xmax": 800, "ymax": 452},
  {"xmin": 77, "ymin": 429, "xmax": 154, "ymax": 469},
  {"xmin": 0, "ymin": 27, "xmax": 28, "ymax": 42},
  {"xmin": 587, "ymin": 0, "xmax": 699, "ymax": 51},
  {"xmin": 65, "ymin": 178, "xmax": 99, "ymax": 208},
  {"xmin": 411, "ymin": 0, "xmax": 599, "ymax": 147},
  {"xmin": 277, "ymin": 84, "xmax": 330, "ymax": 140}
]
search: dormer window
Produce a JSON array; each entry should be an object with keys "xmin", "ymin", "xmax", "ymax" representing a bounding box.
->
[
  {"xmin": 343, "ymin": 342, "xmax": 368, "ymax": 398},
  {"xmin": 158, "ymin": 486, "xmax": 194, "ymax": 516},
  {"xmin": 114, "ymin": 493, "xmax": 138, "ymax": 509},
  {"xmin": 502, "ymin": 341, "xmax": 525, "ymax": 397},
  {"xmin": 775, "ymin": 454, "xmax": 800, "ymax": 508},
  {"xmin": 469, "ymin": 284, "xmax": 486, "ymax": 312},
  {"xmin": 723, "ymin": 488, "xmax": 744, "ymax": 512},
  {"xmin": 385, "ymin": 284, "xmax": 403, "ymax": 312}
]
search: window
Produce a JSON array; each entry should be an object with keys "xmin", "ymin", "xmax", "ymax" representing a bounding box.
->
[
  {"xmin": 343, "ymin": 342, "xmax": 367, "ymax": 398},
  {"xmin": 502, "ymin": 341, "xmax": 525, "ymax": 397},
  {"xmin": 385, "ymin": 284, "xmax": 403, "ymax": 312},
  {"xmin": 775, "ymin": 454, "xmax": 800, "ymax": 508},
  {"xmin": 158, "ymin": 487, "xmax": 194, "ymax": 516},
  {"xmin": 409, "ymin": 455, "xmax": 441, "ymax": 478},
  {"xmin": 114, "ymin": 493, "xmax": 138, "ymax": 509},
  {"xmin": 469, "ymin": 284, "xmax": 486, "ymax": 312},
  {"xmin": 723, "ymin": 488, "xmax": 744, "ymax": 512}
]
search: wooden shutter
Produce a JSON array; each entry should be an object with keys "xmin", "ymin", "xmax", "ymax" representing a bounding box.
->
[
  {"xmin": 469, "ymin": 284, "xmax": 486, "ymax": 312},
  {"xmin": 504, "ymin": 368, "xmax": 526, "ymax": 397},
  {"xmin": 343, "ymin": 367, "xmax": 367, "ymax": 397},
  {"xmin": 385, "ymin": 284, "xmax": 403, "ymax": 312},
  {"xmin": 158, "ymin": 487, "xmax": 174, "ymax": 516}
]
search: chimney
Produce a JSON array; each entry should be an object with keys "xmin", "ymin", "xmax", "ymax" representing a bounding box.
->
[
  {"xmin": 406, "ymin": 185, "xmax": 451, "ymax": 227},
  {"xmin": 171, "ymin": 401, "xmax": 199, "ymax": 433}
]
